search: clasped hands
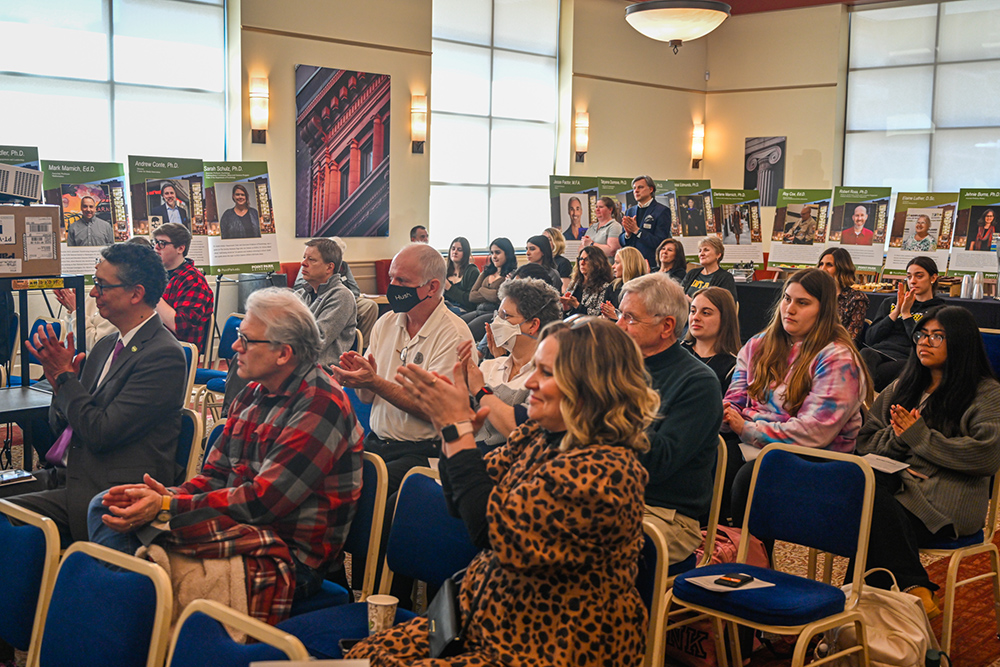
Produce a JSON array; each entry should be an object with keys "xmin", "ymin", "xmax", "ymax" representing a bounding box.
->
[
  {"xmin": 395, "ymin": 362, "xmax": 489, "ymax": 454},
  {"xmin": 890, "ymin": 403, "xmax": 920, "ymax": 437},
  {"xmin": 24, "ymin": 324, "xmax": 83, "ymax": 389},
  {"xmin": 622, "ymin": 215, "xmax": 639, "ymax": 236},
  {"xmin": 721, "ymin": 401, "xmax": 747, "ymax": 436},
  {"xmin": 100, "ymin": 473, "xmax": 173, "ymax": 532}
]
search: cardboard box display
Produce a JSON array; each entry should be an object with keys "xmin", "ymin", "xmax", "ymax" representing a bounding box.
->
[{"xmin": 0, "ymin": 204, "xmax": 61, "ymax": 277}]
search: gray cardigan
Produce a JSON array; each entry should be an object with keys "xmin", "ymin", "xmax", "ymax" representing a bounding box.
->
[{"xmin": 857, "ymin": 378, "xmax": 1000, "ymax": 536}]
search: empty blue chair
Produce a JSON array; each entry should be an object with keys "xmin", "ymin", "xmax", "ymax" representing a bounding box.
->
[
  {"xmin": 194, "ymin": 314, "xmax": 243, "ymax": 386},
  {"xmin": 167, "ymin": 600, "xmax": 308, "ymax": 667},
  {"xmin": 278, "ymin": 467, "xmax": 479, "ymax": 659}
]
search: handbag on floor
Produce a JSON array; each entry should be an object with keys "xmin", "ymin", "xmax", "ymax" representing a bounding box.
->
[{"xmin": 815, "ymin": 568, "xmax": 940, "ymax": 667}]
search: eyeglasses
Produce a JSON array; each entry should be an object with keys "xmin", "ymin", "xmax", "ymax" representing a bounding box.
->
[
  {"xmin": 912, "ymin": 331, "xmax": 946, "ymax": 347},
  {"xmin": 91, "ymin": 278, "xmax": 133, "ymax": 295},
  {"xmin": 399, "ymin": 339, "xmax": 420, "ymax": 364},
  {"xmin": 153, "ymin": 239, "xmax": 174, "ymax": 249},
  {"xmin": 236, "ymin": 327, "xmax": 279, "ymax": 349},
  {"xmin": 617, "ymin": 311, "xmax": 666, "ymax": 326}
]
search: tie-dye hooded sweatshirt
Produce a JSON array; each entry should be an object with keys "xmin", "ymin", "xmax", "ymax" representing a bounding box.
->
[{"xmin": 723, "ymin": 334, "xmax": 865, "ymax": 453}]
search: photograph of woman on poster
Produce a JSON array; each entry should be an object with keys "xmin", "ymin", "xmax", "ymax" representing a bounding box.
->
[
  {"xmin": 967, "ymin": 207, "xmax": 996, "ymax": 251},
  {"xmin": 901, "ymin": 214, "xmax": 938, "ymax": 252},
  {"xmin": 220, "ymin": 183, "xmax": 262, "ymax": 239},
  {"xmin": 681, "ymin": 197, "xmax": 707, "ymax": 236}
]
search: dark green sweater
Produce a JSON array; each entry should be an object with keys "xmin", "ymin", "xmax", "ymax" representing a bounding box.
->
[{"xmin": 639, "ymin": 341, "xmax": 723, "ymax": 520}]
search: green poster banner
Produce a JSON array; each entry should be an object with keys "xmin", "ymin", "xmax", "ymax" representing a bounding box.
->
[
  {"xmin": 950, "ymin": 189, "xmax": 1000, "ymax": 277},
  {"xmin": 885, "ymin": 192, "xmax": 958, "ymax": 276},
  {"xmin": 0, "ymin": 145, "xmax": 39, "ymax": 169},
  {"xmin": 768, "ymin": 189, "xmax": 832, "ymax": 269},
  {"xmin": 672, "ymin": 180, "xmax": 713, "ymax": 258},
  {"xmin": 549, "ymin": 176, "xmax": 599, "ymax": 242},
  {"xmin": 829, "ymin": 186, "xmax": 891, "ymax": 272},
  {"xmin": 711, "ymin": 189, "xmax": 764, "ymax": 269},
  {"xmin": 128, "ymin": 155, "xmax": 206, "ymax": 267},
  {"xmin": 204, "ymin": 161, "xmax": 279, "ymax": 275}
]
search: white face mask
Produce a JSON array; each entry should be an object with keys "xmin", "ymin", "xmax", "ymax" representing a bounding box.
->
[{"xmin": 489, "ymin": 315, "xmax": 524, "ymax": 352}]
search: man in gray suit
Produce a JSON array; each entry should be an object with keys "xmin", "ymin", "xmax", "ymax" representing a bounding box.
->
[{"xmin": 8, "ymin": 242, "xmax": 187, "ymax": 543}]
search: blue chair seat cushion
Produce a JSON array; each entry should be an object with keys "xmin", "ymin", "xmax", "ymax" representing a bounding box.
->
[
  {"xmin": 205, "ymin": 377, "xmax": 227, "ymax": 393},
  {"xmin": 277, "ymin": 602, "xmax": 417, "ymax": 659},
  {"xmin": 923, "ymin": 529, "xmax": 984, "ymax": 550},
  {"xmin": 672, "ymin": 563, "xmax": 846, "ymax": 626},
  {"xmin": 171, "ymin": 611, "xmax": 289, "ymax": 664},
  {"xmin": 195, "ymin": 368, "xmax": 227, "ymax": 385},
  {"xmin": 288, "ymin": 580, "xmax": 351, "ymax": 616}
]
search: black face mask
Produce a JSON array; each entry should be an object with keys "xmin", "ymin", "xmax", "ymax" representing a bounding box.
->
[{"xmin": 386, "ymin": 283, "xmax": 430, "ymax": 313}]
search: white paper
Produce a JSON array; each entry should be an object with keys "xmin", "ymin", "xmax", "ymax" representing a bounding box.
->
[
  {"xmin": 739, "ymin": 443, "xmax": 761, "ymax": 462},
  {"xmin": 684, "ymin": 574, "xmax": 776, "ymax": 593},
  {"xmin": 0, "ymin": 215, "xmax": 14, "ymax": 245},
  {"xmin": 0, "ymin": 258, "xmax": 21, "ymax": 274},
  {"xmin": 863, "ymin": 453, "xmax": 911, "ymax": 474}
]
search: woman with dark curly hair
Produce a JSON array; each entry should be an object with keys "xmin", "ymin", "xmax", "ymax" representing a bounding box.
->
[
  {"xmin": 817, "ymin": 246, "xmax": 869, "ymax": 340},
  {"xmin": 560, "ymin": 245, "xmax": 616, "ymax": 317},
  {"xmin": 462, "ymin": 237, "xmax": 517, "ymax": 339}
]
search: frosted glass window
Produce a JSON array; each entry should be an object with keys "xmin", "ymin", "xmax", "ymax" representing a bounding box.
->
[
  {"xmin": 843, "ymin": 132, "xmax": 930, "ymax": 192},
  {"xmin": 846, "ymin": 66, "xmax": 934, "ymax": 131},
  {"xmin": 849, "ymin": 5, "xmax": 937, "ymax": 69},
  {"xmin": 430, "ymin": 185, "xmax": 490, "ymax": 249},
  {"xmin": 938, "ymin": 0, "xmax": 1000, "ymax": 63},
  {"xmin": 490, "ymin": 120, "xmax": 555, "ymax": 186},
  {"xmin": 0, "ymin": 1, "xmax": 109, "ymax": 80},
  {"xmin": 432, "ymin": 0, "xmax": 491, "ymax": 45},
  {"xmin": 935, "ymin": 61, "xmax": 1000, "ymax": 128},
  {"xmin": 931, "ymin": 128, "xmax": 1000, "ymax": 191},
  {"xmin": 430, "ymin": 40, "xmax": 492, "ymax": 116},
  {"xmin": 0, "ymin": 76, "xmax": 112, "ymax": 162},
  {"xmin": 491, "ymin": 51, "xmax": 557, "ymax": 122},
  {"xmin": 494, "ymin": 0, "xmax": 558, "ymax": 57},
  {"xmin": 429, "ymin": 115, "xmax": 490, "ymax": 184},
  {"xmin": 114, "ymin": 86, "xmax": 225, "ymax": 162},
  {"xmin": 489, "ymin": 187, "xmax": 550, "ymax": 244},
  {"xmin": 113, "ymin": 0, "xmax": 225, "ymax": 92}
]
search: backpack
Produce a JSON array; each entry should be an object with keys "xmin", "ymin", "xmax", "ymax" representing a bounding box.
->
[{"xmin": 815, "ymin": 568, "xmax": 940, "ymax": 667}]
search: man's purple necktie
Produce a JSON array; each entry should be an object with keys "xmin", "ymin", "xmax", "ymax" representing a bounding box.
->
[{"xmin": 45, "ymin": 339, "xmax": 125, "ymax": 468}]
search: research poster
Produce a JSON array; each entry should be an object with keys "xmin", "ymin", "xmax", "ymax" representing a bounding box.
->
[
  {"xmin": 951, "ymin": 189, "xmax": 1000, "ymax": 277},
  {"xmin": 673, "ymin": 180, "xmax": 714, "ymax": 258},
  {"xmin": 203, "ymin": 161, "xmax": 279, "ymax": 274},
  {"xmin": 828, "ymin": 186, "xmax": 891, "ymax": 272},
  {"xmin": 41, "ymin": 160, "xmax": 130, "ymax": 276},
  {"xmin": 712, "ymin": 189, "xmax": 764, "ymax": 268},
  {"xmin": 0, "ymin": 145, "xmax": 39, "ymax": 170},
  {"xmin": 885, "ymin": 192, "xmax": 957, "ymax": 276},
  {"xmin": 768, "ymin": 189, "xmax": 832, "ymax": 269},
  {"xmin": 128, "ymin": 155, "xmax": 207, "ymax": 266}
]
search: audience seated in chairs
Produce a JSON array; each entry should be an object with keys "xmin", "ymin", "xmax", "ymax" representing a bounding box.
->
[
  {"xmin": 561, "ymin": 245, "xmax": 616, "ymax": 317},
  {"xmin": 457, "ymin": 277, "xmax": 562, "ymax": 452},
  {"xmin": 682, "ymin": 286, "xmax": 741, "ymax": 395},
  {"xmin": 293, "ymin": 238, "xmax": 357, "ymax": 368},
  {"xmin": 523, "ymin": 234, "xmax": 564, "ymax": 292},
  {"xmin": 862, "ymin": 255, "xmax": 945, "ymax": 391},
  {"xmin": 154, "ymin": 222, "xmax": 215, "ymax": 354},
  {"xmin": 601, "ymin": 246, "xmax": 647, "ymax": 320},
  {"xmin": 817, "ymin": 246, "xmax": 869, "ymax": 341},
  {"xmin": 346, "ymin": 317, "xmax": 658, "ymax": 665},
  {"xmin": 443, "ymin": 236, "xmax": 480, "ymax": 314},
  {"xmin": 723, "ymin": 268, "xmax": 873, "ymax": 527},
  {"xmin": 543, "ymin": 227, "xmax": 573, "ymax": 292},
  {"xmin": 656, "ymin": 237, "xmax": 688, "ymax": 284},
  {"xmin": 855, "ymin": 305, "xmax": 1000, "ymax": 618},
  {"xmin": 462, "ymin": 237, "xmax": 517, "ymax": 341},
  {"xmin": 89, "ymin": 287, "xmax": 363, "ymax": 623},
  {"xmin": 681, "ymin": 236, "xmax": 738, "ymax": 305},
  {"xmin": 617, "ymin": 273, "xmax": 723, "ymax": 565}
]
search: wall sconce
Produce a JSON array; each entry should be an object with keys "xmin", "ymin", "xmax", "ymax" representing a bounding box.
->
[
  {"xmin": 249, "ymin": 77, "xmax": 269, "ymax": 144},
  {"xmin": 575, "ymin": 111, "xmax": 589, "ymax": 163},
  {"xmin": 411, "ymin": 95, "xmax": 427, "ymax": 154},
  {"xmin": 691, "ymin": 123, "xmax": 704, "ymax": 168}
]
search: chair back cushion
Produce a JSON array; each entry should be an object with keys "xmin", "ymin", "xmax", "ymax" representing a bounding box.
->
[
  {"xmin": 0, "ymin": 515, "xmax": 46, "ymax": 650},
  {"xmin": 168, "ymin": 611, "xmax": 287, "ymax": 667},
  {"xmin": 40, "ymin": 551, "xmax": 159, "ymax": 667},
  {"xmin": 174, "ymin": 412, "xmax": 196, "ymax": 485},
  {"xmin": 385, "ymin": 474, "xmax": 479, "ymax": 587},
  {"xmin": 343, "ymin": 455, "xmax": 377, "ymax": 562},
  {"xmin": 748, "ymin": 449, "xmax": 867, "ymax": 558},
  {"xmin": 218, "ymin": 315, "xmax": 243, "ymax": 361}
]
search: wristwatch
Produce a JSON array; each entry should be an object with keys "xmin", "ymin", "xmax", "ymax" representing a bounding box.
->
[
  {"xmin": 475, "ymin": 386, "xmax": 494, "ymax": 402},
  {"xmin": 441, "ymin": 421, "xmax": 474, "ymax": 443},
  {"xmin": 155, "ymin": 495, "xmax": 173, "ymax": 523},
  {"xmin": 55, "ymin": 371, "xmax": 75, "ymax": 388}
]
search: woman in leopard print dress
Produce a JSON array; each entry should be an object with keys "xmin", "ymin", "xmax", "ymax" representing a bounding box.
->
[{"xmin": 349, "ymin": 317, "xmax": 660, "ymax": 666}]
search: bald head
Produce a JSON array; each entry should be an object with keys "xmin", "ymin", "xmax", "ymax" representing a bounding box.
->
[{"xmin": 392, "ymin": 242, "xmax": 446, "ymax": 297}]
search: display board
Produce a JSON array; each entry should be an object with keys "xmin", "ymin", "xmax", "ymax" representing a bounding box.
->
[
  {"xmin": 711, "ymin": 189, "xmax": 764, "ymax": 268},
  {"xmin": 885, "ymin": 192, "xmax": 957, "ymax": 276},
  {"xmin": 828, "ymin": 187, "xmax": 892, "ymax": 272},
  {"xmin": 768, "ymin": 189, "xmax": 832, "ymax": 269},
  {"xmin": 951, "ymin": 189, "xmax": 1000, "ymax": 278},
  {"xmin": 203, "ymin": 161, "xmax": 279, "ymax": 274}
]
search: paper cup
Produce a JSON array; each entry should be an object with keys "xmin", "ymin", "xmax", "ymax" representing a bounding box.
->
[{"xmin": 367, "ymin": 594, "xmax": 398, "ymax": 636}]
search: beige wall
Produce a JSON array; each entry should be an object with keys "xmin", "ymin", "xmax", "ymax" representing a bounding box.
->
[{"xmin": 240, "ymin": 0, "xmax": 850, "ymax": 264}]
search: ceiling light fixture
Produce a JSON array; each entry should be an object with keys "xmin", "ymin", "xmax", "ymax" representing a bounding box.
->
[{"xmin": 625, "ymin": 1, "xmax": 731, "ymax": 54}]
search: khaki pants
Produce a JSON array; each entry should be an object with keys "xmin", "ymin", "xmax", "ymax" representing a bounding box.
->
[{"xmin": 644, "ymin": 506, "xmax": 703, "ymax": 565}]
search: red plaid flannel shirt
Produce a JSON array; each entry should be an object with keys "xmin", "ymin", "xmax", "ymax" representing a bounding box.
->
[
  {"xmin": 171, "ymin": 363, "xmax": 364, "ymax": 573},
  {"xmin": 163, "ymin": 259, "xmax": 213, "ymax": 352}
]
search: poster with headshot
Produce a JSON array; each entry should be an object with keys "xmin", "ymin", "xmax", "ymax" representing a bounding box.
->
[
  {"xmin": 41, "ymin": 160, "xmax": 130, "ymax": 276},
  {"xmin": 128, "ymin": 155, "xmax": 207, "ymax": 266},
  {"xmin": 711, "ymin": 189, "xmax": 764, "ymax": 268},
  {"xmin": 950, "ymin": 189, "xmax": 1000, "ymax": 277},
  {"xmin": 0, "ymin": 145, "xmax": 40, "ymax": 170},
  {"xmin": 549, "ymin": 176, "xmax": 599, "ymax": 258},
  {"xmin": 828, "ymin": 186, "xmax": 891, "ymax": 272},
  {"xmin": 671, "ymin": 181, "xmax": 713, "ymax": 258},
  {"xmin": 884, "ymin": 192, "xmax": 957, "ymax": 276},
  {"xmin": 203, "ymin": 161, "xmax": 279, "ymax": 274},
  {"xmin": 768, "ymin": 189, "xmax": 832, "ymax": 269}
]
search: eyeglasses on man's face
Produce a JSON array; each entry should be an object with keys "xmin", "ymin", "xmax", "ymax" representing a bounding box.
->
[
  {"xmin": 153, "ymin": 239, "xmax": 174, "ymax": 249},
  {"xmin": 235, "ymin": 326, "xmax": 278, "ymax": 350},
  {"xmin": 91, "ymin": 277, "xmax": 132, "ymax": 296}
]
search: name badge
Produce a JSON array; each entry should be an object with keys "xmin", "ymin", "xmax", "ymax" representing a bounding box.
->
[{"xmin": 643, "ymin": 222, "xmax": 652, "ymax": 229}]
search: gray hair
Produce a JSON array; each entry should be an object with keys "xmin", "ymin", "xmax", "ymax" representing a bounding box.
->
[
  {"xmin": 620, "ymin": 273, "xmax": 687, "ymax": 329},
  {"xmin": 498, "ymin": 278, "xmax": 562, "ymax": 327},
  {"xmin": 400, "ymin": 242, "xmax": 447, "ymax": 296},
  {"xmin": 245, "ymin": 287, "xmax": 321, "ymax": 367}
]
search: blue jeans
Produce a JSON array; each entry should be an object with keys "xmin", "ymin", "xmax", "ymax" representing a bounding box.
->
[{"xmin": 87, "ymin": 489, "xmax": 144, "ymax": 555}]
